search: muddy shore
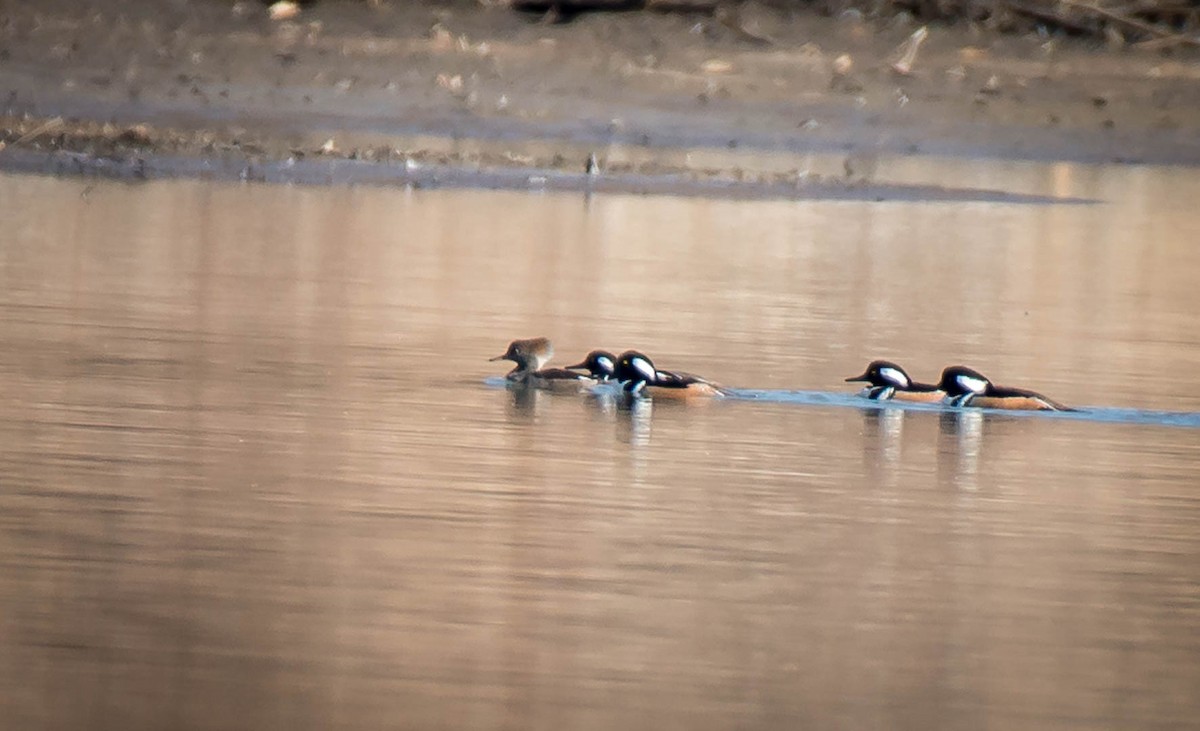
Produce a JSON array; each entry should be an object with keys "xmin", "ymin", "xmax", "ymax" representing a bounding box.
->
[{"xmin": 2, "ymin": 0, "xmax": 1199, "ymax": 195}]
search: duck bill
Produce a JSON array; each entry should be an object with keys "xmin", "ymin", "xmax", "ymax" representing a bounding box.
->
[
  {"xmin": 488, "ymin": 354, "xmax": 510, "ymax": 362},
  {"xmin": 564, "ymin": 361, "xmax": 588, "ymax": 371},
  {"xmin": 845, "ymin": 372, "xmax": 871, "ymax": 383}
]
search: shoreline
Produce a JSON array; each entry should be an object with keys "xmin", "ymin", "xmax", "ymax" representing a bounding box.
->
[{"xmin": 2, "ymin": 0, "xmax": 1198, "ymax": 193}]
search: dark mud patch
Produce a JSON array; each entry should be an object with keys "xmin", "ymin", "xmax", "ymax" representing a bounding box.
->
[{"xmin": 0, "ymin": 116, "xmax": 1094, "ymax": 203}]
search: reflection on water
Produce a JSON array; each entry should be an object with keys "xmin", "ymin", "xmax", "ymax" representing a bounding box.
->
[{"xmin": 1, "ymin": 164, "xmax": 1199, "ymax": 730}]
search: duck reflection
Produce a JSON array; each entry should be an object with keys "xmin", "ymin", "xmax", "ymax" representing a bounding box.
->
[
  {"xmin": 860, "ymin": 406, "xmax": 906, "ymax": 467},
  {"xmin": 937, "ymin": 408, "xmax": 985, "ymax": 490},
  {"xmin": 502, "ymin": 382, "xmax": 545, "ymax": 422},
  {"xmin": 615, "ymin": 394, "xmax": 653, "ymax": 448},
  {"xmin": 584, "ymin": 386, "xmax": 618, "ymax": 417}
]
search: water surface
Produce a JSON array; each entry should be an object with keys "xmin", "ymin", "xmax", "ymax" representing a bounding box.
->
[{"xmin": 1, "ymin": 163, "xmax": 1198, "ymax": 730}]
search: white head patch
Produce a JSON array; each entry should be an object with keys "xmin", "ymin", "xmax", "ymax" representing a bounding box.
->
[
  {"xmin": 879, "ymin": 366, "xmax": 909, "ymax": 388},
  {"xmin": 629, "ymin": 355, "xmax": 657, "ymax": 383},
  {"xmin": 597, "ymin": 355, "xmax": 614, "ymax": 372},
  {"xmin": 956, "ymin": 373, "xmax": 988, "ymax": 394}
]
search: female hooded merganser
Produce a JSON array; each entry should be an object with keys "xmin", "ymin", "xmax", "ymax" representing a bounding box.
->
[
  {"xmin": 490, "ymin": 337, "xmax": 593, "ymax": 389},
  {"xmin": 613, "ymin": 350, "xmax": 725, "ymax": 398},
  {"xmin": 845, "ymin": 360, "xmax": 944, "ymax": 403},
  {"xmin": 565, "ymin": 350, "xmax": 618, "ymax": 381},
  {"xmin": 937, "ymin": 365, "xmax": 1073, "ymax": 412}
]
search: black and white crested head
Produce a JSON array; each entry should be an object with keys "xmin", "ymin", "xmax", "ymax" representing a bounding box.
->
[
  {"xmin": 615, "ymin": 350, "xmax": 658, "ymax": 393},
  {"xmin": 566, "ymin": 350, "xmax": 618, "ymax": 380},
  {"xmin": 937, "ymin": 365, "xmax": 992, "ymax": 397},
  {"xmin": 846, "ymin": 360, "xmax": 911, "ymax": 389}
]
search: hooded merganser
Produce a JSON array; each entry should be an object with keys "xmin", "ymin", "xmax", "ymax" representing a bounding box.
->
[
  {"xmin": 613, "ymin": 350, "xmax": 725, "ymax": 398},
  {"xmin": 490, "ymin": 337, "xmax": 593, "ymax": 390},
  {"xmin": 937, "ymin": 365, "xmax": 1073, "ymax": 412},
  {"xmin": 845, "ymin": 360, "xmax": 944, "ymax": 403},
  {"xmin": 565, "ymin": 350, "xmax": 618, "ymax": 381}
]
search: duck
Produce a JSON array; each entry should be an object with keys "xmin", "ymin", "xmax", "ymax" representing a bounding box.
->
[
  {"xmin": 845, "ymin": 360, "xmax": 944, "ymax": 403},
  {"xmin": 937, "ymin": 365, "xmax": 1073, "ymax": 411},
  {"xmin": 490, "ymin": 337, "xmax": 593, "ymax": 390},
  {"xmin": 565, "ymin": 350, "xmax": 618, "ymax": 381},
  {"xmin": 612, "ymin": 350, "xmax": 725, "ymax": 398}
]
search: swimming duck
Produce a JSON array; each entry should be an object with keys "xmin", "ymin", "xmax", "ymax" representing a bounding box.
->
[
  {"xmin": 845, "ymin": 360, "xmax": 944, "ymax": 403},
  {"xmin": 565, "ymin": 350, "xmax": 618, "ymax": 381},
  {"xmin": 613, "ymin": 350, "xmax": 725, "ymax": 398},
  {"xmin": 937, "ymin": 365, "xmax": 1073, "ymax": 411},
  {"xmin": 490, "ymin": 337, "xmax": 593, "ymax": 389}
]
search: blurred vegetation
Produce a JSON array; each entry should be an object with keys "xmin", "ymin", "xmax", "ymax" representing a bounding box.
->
[
  {"xmin": 843, "ymin": 0, "xmax": 1200, "ymax": 48},
  {"xmin": 492, "ymin": 0, "xmax": 1200, "ymax": 48}
]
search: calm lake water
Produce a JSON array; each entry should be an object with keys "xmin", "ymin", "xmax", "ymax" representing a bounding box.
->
[{"xmin": 1, "ymin": 163, "xmax": 1198, "ymax": 730}]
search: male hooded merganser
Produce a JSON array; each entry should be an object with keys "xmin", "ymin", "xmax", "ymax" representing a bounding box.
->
[
  {"xmin": 937, "ymin": 365, "xmax": 1073, "ymax": 412},
  {"xmin": 565, "ymin": 350, "xmax": 618, "ymax": 381},
  {"xmin": 613, "ymin": 350, "xmax": 725, "ymax": 398},
  {"xmin": 490, "ymin": 337, "xmax": 593, "ymax": 389},
  {"xmin": 845, "ymin": 360, "xmax": 944, "ymax": 403}
]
